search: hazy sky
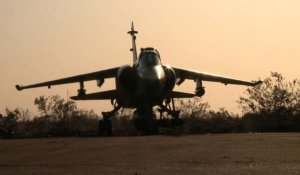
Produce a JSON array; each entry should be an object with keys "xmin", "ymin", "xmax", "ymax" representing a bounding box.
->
[{"xmin": 1, "ymin": 0, "xmax": 300, "ymax": 115}]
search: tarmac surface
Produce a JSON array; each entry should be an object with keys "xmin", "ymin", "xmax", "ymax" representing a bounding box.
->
[{"xmin": 0, "ymin": 133, "xmax": 300, "ymax": 175}]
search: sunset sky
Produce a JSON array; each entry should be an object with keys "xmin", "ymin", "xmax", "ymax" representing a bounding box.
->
[{"xmin": 1, "ymin": 0, "xmax": 300, "ymax": 115}]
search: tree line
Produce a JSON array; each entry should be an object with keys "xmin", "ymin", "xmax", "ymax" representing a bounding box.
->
[{"xmin": 1, "ymin": 72, "xmax": 300, "ymax": 138}]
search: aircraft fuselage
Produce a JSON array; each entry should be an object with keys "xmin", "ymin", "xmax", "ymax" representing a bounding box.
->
[{"xmin": 116, "ymin": 48, "xmax": 175, "ymax": 109}]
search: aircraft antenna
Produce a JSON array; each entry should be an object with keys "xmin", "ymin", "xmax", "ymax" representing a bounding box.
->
[{"xmin": 128, "ymin": 22, "xmax": 138, "ymax": 64}]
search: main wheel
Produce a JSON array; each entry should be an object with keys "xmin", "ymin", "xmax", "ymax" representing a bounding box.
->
[{"xmin": 99, "ymin": 119, "xmax": 112, "ymax": 136}]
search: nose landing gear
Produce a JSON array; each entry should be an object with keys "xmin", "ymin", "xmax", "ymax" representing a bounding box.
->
[{"xmin": 133, "ymin": 107, "xmax": 158, "ymax": 135}]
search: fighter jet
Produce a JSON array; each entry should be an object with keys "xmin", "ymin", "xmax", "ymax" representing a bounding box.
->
[{"xmin": 16, "ymin": 23, "xmax": 262, "ymax": 134}]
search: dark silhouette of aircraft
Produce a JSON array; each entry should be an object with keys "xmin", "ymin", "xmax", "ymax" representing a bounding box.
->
[{"xmin": 16, "ymin": 23, "xmax": 262, "ymax": 134}]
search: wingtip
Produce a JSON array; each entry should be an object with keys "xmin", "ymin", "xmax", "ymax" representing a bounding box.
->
[
  {"xmin": 252, "ymin": 80, "xmax": 263, "ymax": 86},
  {"xmin": 70, "ymin": 96, "xmax": 76, "ymax": 100},
  {"xmin": 15, "ymin": 85, "xmax": 22, "ymax": 91},
  {"xmin": 70, "ymin": 96, "xmax": 85, "ymax": 101}
]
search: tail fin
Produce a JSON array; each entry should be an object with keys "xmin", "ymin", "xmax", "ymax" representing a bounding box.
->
[{"xmin": 128, "ymin": 22, "xmax": 138, "ymax": 64}]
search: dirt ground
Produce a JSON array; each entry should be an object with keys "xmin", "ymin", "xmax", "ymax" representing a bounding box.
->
[{"xmin": 0, "ymin": 133, "xmax": 299, "ymax": 175}]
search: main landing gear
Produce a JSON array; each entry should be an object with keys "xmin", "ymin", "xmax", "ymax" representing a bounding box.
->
[
  {"xmin": 157, "ymin": 107, "xmax": 183, "ymax": 129},
  {"xmin": 99, "ymin": 101, "xmax": 121, "ymax": 136},
  {"xmin": 157, "ymin": 97, "xmax": 183, "ymax": 128}
]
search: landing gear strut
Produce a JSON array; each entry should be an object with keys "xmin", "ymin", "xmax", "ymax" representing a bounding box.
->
[
  {"xmin": 158, "ymin": 97, "xmax": 183, "ymax": 128},
  {"xmin": 99, "ymin": 101, "xmax": 121, "ymax": 136}
]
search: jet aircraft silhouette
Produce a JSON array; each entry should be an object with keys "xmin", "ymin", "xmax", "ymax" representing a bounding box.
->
[{"xmin": 16, "ymin": 23, "xmax": 262, "ymax": 134}]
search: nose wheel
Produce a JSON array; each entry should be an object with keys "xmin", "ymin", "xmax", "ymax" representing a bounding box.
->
[{"xmin": 133, "ymin": 107, "xmax": 158, "ymax": 135}]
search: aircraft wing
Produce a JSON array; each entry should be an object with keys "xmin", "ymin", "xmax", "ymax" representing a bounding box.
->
[
  {"xmin": 16, "ymin": 67, "xmax": 119, "ymax": 91},
  {"xmin": 172, "ymin": 67, "xmax": 262, "ymax": 86},
  {"xmin": 70, "ymin": 90, "xmax": 117, "ymax": 100}
]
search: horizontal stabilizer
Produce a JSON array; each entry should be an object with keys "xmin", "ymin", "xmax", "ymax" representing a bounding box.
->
[
  {"xmin": 172, "ymin": 91, "xmax": 195, "ymax": 98},
  {"xmin": 70, "ymin": 90, "xmax": 117, "ymax": 100}
]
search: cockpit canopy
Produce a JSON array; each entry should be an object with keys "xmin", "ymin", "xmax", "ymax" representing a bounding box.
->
[{"xmin": 138, "ymin": 47, "xmax": 161, "ymax": 67}]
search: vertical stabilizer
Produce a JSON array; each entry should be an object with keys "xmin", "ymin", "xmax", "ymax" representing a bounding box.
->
[{"xmin": 128, "ymin": 22, "xmax": 138, "ymax": 64}]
